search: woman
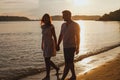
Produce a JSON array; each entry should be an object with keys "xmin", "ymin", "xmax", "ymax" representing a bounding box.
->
[{"xmin": 41, "ymin": 13, "xmax": 59, "ymax": 80}]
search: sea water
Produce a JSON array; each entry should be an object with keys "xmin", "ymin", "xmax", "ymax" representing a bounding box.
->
[{"xmin": 0, "ymin": 21, "xmax": 120, "ymax": 79}]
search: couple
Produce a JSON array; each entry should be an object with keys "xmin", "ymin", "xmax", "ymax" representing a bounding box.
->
[{"xmin": 41, "ymin": 10, "xmax": 80, "ymax": 80}]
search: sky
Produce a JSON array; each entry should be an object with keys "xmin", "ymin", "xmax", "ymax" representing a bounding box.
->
[{"xmin": 0, "ymin": 0, "xmax": 120, "ymax": 19}]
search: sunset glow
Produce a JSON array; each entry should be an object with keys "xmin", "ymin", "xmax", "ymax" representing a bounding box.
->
[
  {"xmin": 73, "ymin": 0, "xmax": 89, "ymax": 6},
  {"xmin": 0, "ymin": 0, "xmax": 120, "ymax": 19}
]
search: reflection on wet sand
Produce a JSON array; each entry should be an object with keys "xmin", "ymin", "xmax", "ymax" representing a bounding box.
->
[
  {"xmin": 19, "ymin": 47, "xmax": 120, "ymax": 80},
  {"xmin": 75, "ymin": 47, "xmax": 120, "ymax": 76},
  {"xmin": 77, "ymin": 52, "xmax": 120, "ymax": 80}
]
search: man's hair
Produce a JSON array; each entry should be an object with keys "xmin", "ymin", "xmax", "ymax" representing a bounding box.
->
[{"xmin": 62, "ymin": 10, "xmax": 71, "ymax": 16}]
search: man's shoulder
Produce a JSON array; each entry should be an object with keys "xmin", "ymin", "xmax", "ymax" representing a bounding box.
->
[
  {"xmin": 72, "ymin": 21, "xmax": 79, "ymax": 27},
  {"xmin": 72, "ymin": 21, "xmax": 79, "ymax": 24},
  {"xmin": 61, "ymin": 22, "xmax": 67, "ymax": 28}
]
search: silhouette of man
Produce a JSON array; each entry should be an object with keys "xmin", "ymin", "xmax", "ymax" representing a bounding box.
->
[{"xmin": 57, "ymin": 10, "xmax": 80, "ymax": 80}]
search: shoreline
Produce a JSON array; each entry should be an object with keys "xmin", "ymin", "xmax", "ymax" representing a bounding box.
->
[
  {"xmin": 20, "ymin": 46, "xmax": 120, "ymax": 80},
  {"xmin": 76, "ymin": 54, "xmax": 120, "ymax": 80},
  {"xmin": 75, "ymin": 43, "xmax": 120, "ymax": 62},
  {"xmin": 0, "ymin": 44, "xmax": 120, "ymax": 80}
]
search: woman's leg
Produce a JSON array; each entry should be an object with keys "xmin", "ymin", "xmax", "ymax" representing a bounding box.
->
[
  {"xmin": 44, "ymin": 57, "xmax": 51, "ymax": 77},
  {"xmin": 50, "ymin": 60, "xmax": 58, "ymax": 69},
  {"xmin": 50, "ymin": 59, "xmax": 59, "ymax": 75}
]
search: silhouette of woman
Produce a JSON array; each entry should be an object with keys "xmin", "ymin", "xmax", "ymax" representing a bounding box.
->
[{"xmin": 40, "ymin": 13, "xmax": 59, "ymax": 80}]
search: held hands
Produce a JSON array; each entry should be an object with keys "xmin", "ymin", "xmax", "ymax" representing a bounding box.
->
[
  {"xmin": 56, "ymin": 45, "xmax": 60, "ymax": 51},
  {"xmin": 75, "ymin": 47, "xmax": 79, "ymax": 55}
]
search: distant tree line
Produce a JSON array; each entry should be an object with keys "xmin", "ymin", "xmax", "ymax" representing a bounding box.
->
[
  {"xmin": 0, "ymin": 16, "xmax": 30, "ymax": 21},
  {"xmin": 1, "ymin": 9, "xmax": 120, "ymax": 21},
  {"xmin": 72, "ymin": 15, "xmax": 100, "ymax": 20},
  {"xmin": 0, "ymin": 15, "xmax": 101, "ymax": 21},
  {"xmin": 51, "ymin": 15, "xmax": 100, "ymax": 21},
  {"xmin": 99, "ymin": 9, "xmax": 120, "ymax": 21}
]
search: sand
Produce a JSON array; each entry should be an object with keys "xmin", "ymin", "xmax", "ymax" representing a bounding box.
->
[{"xmin": 76, "ymin": 55, "xmax": 120, "ymax": 80}]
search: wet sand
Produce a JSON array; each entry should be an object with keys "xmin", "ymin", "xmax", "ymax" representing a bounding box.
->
[
  {"xmin": 76, "ymin": 55, "xmax": 120, "ymax": 80},
  {"xmin": 20, "ymin": 46, "xmax": 120, "ymax": 80}
]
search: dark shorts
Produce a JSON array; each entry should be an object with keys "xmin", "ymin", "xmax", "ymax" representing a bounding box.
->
[{"xmin": 63, "ymin": 47, "xmax": 76, "ymax": 64}]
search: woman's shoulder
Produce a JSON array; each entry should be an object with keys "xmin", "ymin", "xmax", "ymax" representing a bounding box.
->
[
  {"xmin": 41, "ymin": 24, "xmax": 52, "ymax": 29},
  {"xmin": 41, "ymin": 25, "xmax": 45, "ymax": 29},
  {"xmin": 51, "ymin": 24, "xmax": 54, "ymax": 27},
  {"xmin": 62, "ymin": 22, "xmax": 66, "ymax": 26},
  {"xmin": 50, "ymin": 24, "xmax": 55, "ymax": 29}
]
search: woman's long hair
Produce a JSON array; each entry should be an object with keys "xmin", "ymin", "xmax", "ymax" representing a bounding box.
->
[{"xmin": 41, "ymin": 13, "xmax": 52, "ymax": 26}]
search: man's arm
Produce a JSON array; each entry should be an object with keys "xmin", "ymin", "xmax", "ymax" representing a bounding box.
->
[
  {"xmin": 57, "ymin": 33, "xmax": 63, "ymax": 51},
  {"xmin": 76, "ymin": 24, "xmax": 80, "ymax": 54}
]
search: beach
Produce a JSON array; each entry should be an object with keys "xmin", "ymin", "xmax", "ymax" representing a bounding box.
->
[
  {"xmin": 77, "ymin": 54, "xmax": 120, "ymax": 80},
  {"xmin": 20, "ymin": 46, "xmax": 120, "ymax": 80}
]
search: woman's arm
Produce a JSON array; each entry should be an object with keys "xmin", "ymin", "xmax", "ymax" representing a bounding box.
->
[
  {"xmin": 41, "ymin": 36, "xmax": 44, "ymax": 50},
  {"xmin": 51, "ymin": 27, "xmax": 57, "ymax": 48}
]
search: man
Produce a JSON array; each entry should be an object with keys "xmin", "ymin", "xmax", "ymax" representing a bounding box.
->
[{"xmin": 57, "ymin": 10, "xmax": 80, "ymax": 80}]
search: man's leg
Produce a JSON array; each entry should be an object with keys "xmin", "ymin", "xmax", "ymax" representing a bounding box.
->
[
  {"xmin": 61, "ymin": 63, "xmax": 70, "ymax": 80},
  {"xmin": 70, "ymin": 62, "xmax": 76, "ymax": 79},
  {"xmin": 61, "ymin": 48, "xmax": 70, "ymax": 80},
  {"xmin": 69, "ymin": 48, "xmax": 76, "ymax": 79}
]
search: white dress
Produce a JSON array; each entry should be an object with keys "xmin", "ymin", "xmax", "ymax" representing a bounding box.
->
[{"xmin": 42, "ymin": 25, "xmax": 56, "ymax": 57}]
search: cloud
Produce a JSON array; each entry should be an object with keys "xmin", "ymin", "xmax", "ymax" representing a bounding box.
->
[
  {"xmin": 0, "ymin": 0, "xmax": 39, "ymax": 11},
  {"xmin": 0, "ymin": 0, "xmax": 40, "ymax": 17}
]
